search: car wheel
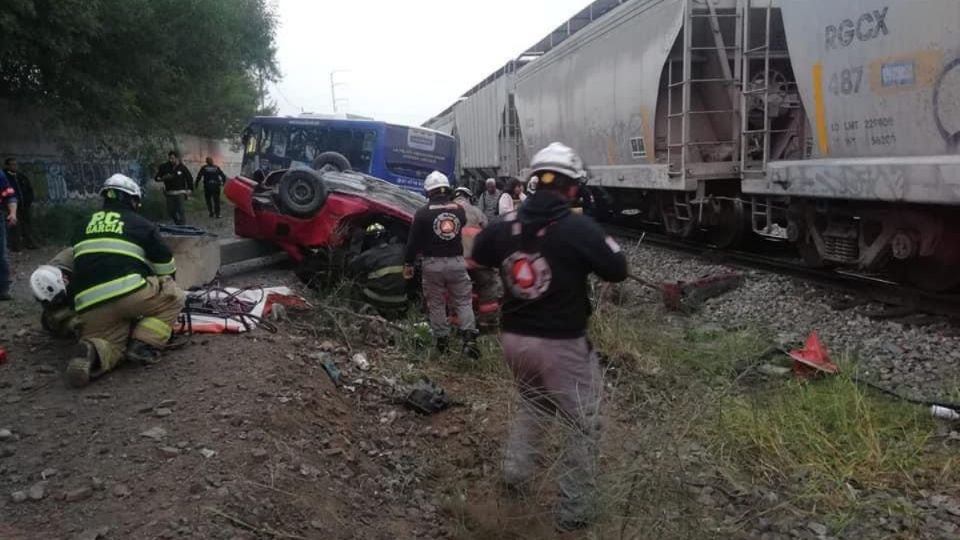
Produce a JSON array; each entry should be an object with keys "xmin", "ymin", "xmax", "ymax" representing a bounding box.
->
[
  {"xmin": 311, "ymin": 152, "xmax": 352, "ymax": 173},
  {"xmin": 278, "ymin": 168, "xmax": 328, "ymax": 218}
]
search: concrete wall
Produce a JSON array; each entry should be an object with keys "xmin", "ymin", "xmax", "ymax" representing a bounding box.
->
[{"xmin": 0, "ymin": 100, "xmax": 243, "ymax": 204}]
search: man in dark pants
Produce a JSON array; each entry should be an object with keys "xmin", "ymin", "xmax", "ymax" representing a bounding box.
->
[
  {"xmin": 3, "ymin": 158, "xmax": 35, "ymax": 250},
  {"xmin": 0, "ymin": 169, "xmax": 18, "ymax": 300},
  {"xmin": 403, "ymin": 171, "xmax": 479, "ymax": 357},
  {"xmin": 195, "ymin": 157, "xmax": 227, "ymax": 218},
  {"xmin": 472, "ymin": 142, "xmax": 628, "ymax": 532},
  {"xmin": 154, "ymin": 151, "xmax": 193, "ymax": 225}
]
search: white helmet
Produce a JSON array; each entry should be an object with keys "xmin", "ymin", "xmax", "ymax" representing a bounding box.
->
[
  {"xmin": 100, "ymin": 174, "xmax": 142, "ymax": 199},
  {"xmin": 30, "ymin": 265, "xmax": 67, "ymax": 303},
  {"xmin": 529, "ymin": 142, "xmax": 586, "ymax": 183},
  {"xmin": 423, "ymin": 171, "xmax": 451, "ymax": 193}
]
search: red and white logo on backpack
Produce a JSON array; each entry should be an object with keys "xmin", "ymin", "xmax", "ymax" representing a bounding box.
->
[
  {"xmin": 503, "ymin": 252, "xmax": 552, "ymax": 300},
  {"xmin": 432, "ymin": 212, "xmax": 461, "ymax": 241}
]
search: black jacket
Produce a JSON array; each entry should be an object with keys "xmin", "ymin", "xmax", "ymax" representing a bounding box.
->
[
  {"xmin": 3, "ymin": 169, "xmax": 33, "ymax": 207},
  {"xmin": 348, "ymin": 242, "xmax": 408, "ymax": 308},
  {"xmin": 472, "ymin": 191, "xmax": 628, "ymax": 338},
  {"xmin": 404, "ymin": 195, "xmax": 467, "ymax": 264},
  {"xmin": 155, "ymin": 162, "xmax": 193, "ymax": 192},
  {"xmin": 196, "ymin": 164, "xmax": 227, "ymax": 189},
  {"xmin": 72, "ymin": 202, "xmax": 176, "ymax": 312}
]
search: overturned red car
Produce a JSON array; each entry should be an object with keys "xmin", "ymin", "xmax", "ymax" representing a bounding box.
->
[
  {"xmin": 226, "ymin": 166, "xmax": 423, "ymax": 276},
  {"xmin": 224, "ymin": 167, "xmax": 500, "ymax": 324}
]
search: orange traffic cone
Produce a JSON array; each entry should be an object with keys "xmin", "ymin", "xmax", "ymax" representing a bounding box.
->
[{"xmin": 788, "ymin": 332, "xmax": 839, "ymax": 380}]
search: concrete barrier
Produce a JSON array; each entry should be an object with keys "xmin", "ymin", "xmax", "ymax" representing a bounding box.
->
[{"xmin": 162, "ymin": 234, "xmax": 221, "ymax": 290}]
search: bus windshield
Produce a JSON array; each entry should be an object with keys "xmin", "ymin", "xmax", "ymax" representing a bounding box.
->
[{"xmin": 241, "ymin": 117, "xmax": 456, "ymax": 193}]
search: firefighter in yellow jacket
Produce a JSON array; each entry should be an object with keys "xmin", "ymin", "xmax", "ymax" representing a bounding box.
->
[{"xmin": 65, "ymin": 174, "xmax": 186, "ymax": 388}]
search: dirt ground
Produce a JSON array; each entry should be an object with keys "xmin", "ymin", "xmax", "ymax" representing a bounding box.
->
[
  {"xmin": 0, "ymin": 209, "xmax": 591, "ymax": 540},
  {"xmin": 4, "ymin": 206, "xmax": 960, "ymax": 540}
]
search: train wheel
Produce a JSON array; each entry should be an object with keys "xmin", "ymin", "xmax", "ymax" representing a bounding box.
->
[
  {"xmin": 704, "ymin": 198, "xmax": 745, "ymax": 249},
  {"xmin": 660, "ymin": 198, "xmax": 697, "ymax": 239}
]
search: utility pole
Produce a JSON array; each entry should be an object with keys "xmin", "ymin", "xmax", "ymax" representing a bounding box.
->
[{"xmin": 330, "ymin": 70, "xmax": 349, "ymax": 113}]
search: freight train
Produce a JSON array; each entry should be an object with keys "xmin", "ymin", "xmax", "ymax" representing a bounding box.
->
[{"xmin": 424, "ymin": 0, "xmax": 960, "ymax": 292}]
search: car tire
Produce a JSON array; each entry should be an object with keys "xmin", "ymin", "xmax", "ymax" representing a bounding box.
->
[
  {"xmin": 311, "ymin": 152, "xmax": 352, "ymax": 173},
  {"xmin": 278, "ymin": 168, "xmax": 328, "ymax": 218}
]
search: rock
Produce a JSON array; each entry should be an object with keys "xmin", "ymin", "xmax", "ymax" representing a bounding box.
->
[
  {"xmin": 199, "ymin": 448, "xmax": 216, "ymax": 459},
  {"xmin": 76, "ymin": 526, "xmax": 111, "ymax": 540},
  {"xmin": 41, "ymin": 467, "xmax": 58, "ymax": 479},
  {"xmin": 154, "ymin": 408, "xmax": 173, "ymax": 418},
  {"xmin": 11, "ymin": 490, "xmax": 27, "ymax": 503},
  {"xmin": 808, "ymin": 522, "xmax": 828, "ymax": 536},
  {"xmin": 351, "ymin": 352, "xmax": 371, "ymax": 371},
  {"xmin": 64, "ymin": 486, "xmax": 93, "ymax": 502},
  {"xmin": 319, "ymin": 340, "xmax": 336, "ymax": 352},
  {"xmin": 156, "ymin": 446, "xmax": 181, "ymax": 458},
  {"xmin": 0, "ymin": 428, "xmax": 12, "ymax": 441},
  {"xmin": 157, "ymin": 399, "xmax": 176, "ymax": 408},
  {"xmin": 140, "ymin": 427, "xmax": 167, "ymax": 440},
  {"xmin": 91, "ymin": 477, "xmax": 105, "ymax": 491},
  {"xmin": 214, "ymin": 486, "xmax": 230, "ymax": 498},
  {"xmin": 28, "ymin": 481, "xmax": 46, "ymax": 500},
  {"xmin": 251, "ymin": 448, "xmax": 269, "ymax": 462},
  {"xmin": 113, "ymin": 484, "xmax": 131, "ymax": 498},
  {"xmin": 310, "ymin": 520, "xmax": 324, "ymax": 530}
]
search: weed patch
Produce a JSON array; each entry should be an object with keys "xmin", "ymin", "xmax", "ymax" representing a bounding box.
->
[{"xmin": 715, "ymin": 367, "xmax": 957, "ymax": 516}]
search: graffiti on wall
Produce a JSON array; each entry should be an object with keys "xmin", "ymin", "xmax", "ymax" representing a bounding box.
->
[{"xmin": 10, "ymin": 157, "xmax": 142, "ymax": 204}]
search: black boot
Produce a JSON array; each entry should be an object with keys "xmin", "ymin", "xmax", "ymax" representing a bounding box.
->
[
  {"xmin": 462, "ymin": 330, "xmax": 481, "ymax": 359},
  {"xmin": 435, "ymin": 336, "xmax": 449, "ymax": 353}
]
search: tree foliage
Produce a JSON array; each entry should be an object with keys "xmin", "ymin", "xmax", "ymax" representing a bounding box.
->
[{"xmin": 0, "ymin": 0, "xmax": 279, "ymax": 142}]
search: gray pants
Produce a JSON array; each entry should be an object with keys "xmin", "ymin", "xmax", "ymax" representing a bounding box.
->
[
  {"xmin": 501, "ymin": 332, "xmax": 601, "ymax": 524},
  {"xmin": 422, "ymin": 256, "xmax": 475, "ymax": 337},
  {"xmin": 165, "ymin": 194, "xmax": 187, "ymax": 225}
]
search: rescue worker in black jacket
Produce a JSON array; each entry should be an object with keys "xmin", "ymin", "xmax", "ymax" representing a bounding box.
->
[
  {"xmin": 154, "ymin": 151, "xmax": 193, "ymax": 225},
  {"xmin": 66, "ymin": 174, "xmax": 186, "ymax": 388},
  {"xmin": 348, "ymin": 223, "xmax": 409, "ymax": 317},
  {"xmin": 403, "ymin": 171, "xmax": 479, "ymax": 357},
  {"xmin": 472, "ymin": 143, "xmax": 628, "ymax": 532},
  {"xmin": 195, "ymin": 156, "xmax": 228, "ymax": 218}
]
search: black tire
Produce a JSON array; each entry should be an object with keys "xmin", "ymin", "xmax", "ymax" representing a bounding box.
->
[
  {"xmin": 278, "ymin": 168, "xmax": 328, "ymax": 218},
  {"xmin": 311, "ymin": 152, "xmax": 352, "ymax": 173}
]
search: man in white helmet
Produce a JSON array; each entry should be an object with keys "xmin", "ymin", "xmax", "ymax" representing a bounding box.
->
[
  {"xmin": 65, "ymin": 174, "xmax": 186, "ymax": 388},
  {"xmin": 472, "ymin": 142, "xmax": 628, "ymax": 531},
  {"xmin": 403, "ymin": 171, "xmax": 479, "ymax": 357},
  {"xmin": 453, "ymin": 186, "xmax": 501, "ymax": 327}
]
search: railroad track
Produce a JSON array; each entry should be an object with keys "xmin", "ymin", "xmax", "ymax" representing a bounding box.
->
[{"xmin": 604, "ymin": 224, "xmax": 960, "ymax": 322}]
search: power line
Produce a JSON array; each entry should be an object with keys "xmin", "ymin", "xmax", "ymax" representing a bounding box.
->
[{"xmin": 272, "ymin": 83, "xmax": 301, "ymax": 113}]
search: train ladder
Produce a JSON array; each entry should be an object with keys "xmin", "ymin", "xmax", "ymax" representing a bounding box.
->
[
  {"xmin": 740, "ymin": 0, "xmax": 774, "ymax": 177},
  {"xmin": 666, "ymin": 0, "xmax": 744, "ymax": 223}
]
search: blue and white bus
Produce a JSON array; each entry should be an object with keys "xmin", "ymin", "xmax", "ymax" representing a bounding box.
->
[{"xmin": 240, "ymin": 115, "xmax": 456, "ymax": 192}]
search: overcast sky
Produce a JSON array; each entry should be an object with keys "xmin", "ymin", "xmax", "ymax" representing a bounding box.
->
[{"xmin": 269, "ymin": 0, "xmax": 590, "ymax": 126}]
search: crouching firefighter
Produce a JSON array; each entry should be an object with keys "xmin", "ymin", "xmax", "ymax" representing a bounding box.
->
[
  {"xmin": 472, "ymin": 143, "xmax": 629, "ymax": 531},
  {"xmin": 30, "ymin": 248, "xmax": 80, "ymax": 338},
  {"xmin": 347, "ymin": 223, "xmax": 409, "ymax": 317},
  {"xmin": 453, "ymin": 187, "xmax": 501, "ymax": 327},
  {"xmin": 66, "ymin": 174, "xmax": 186, "ymax": 388},
  {"xmin": 403, "ymin": 171, "xmax": 480, "ymax": 358}
]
